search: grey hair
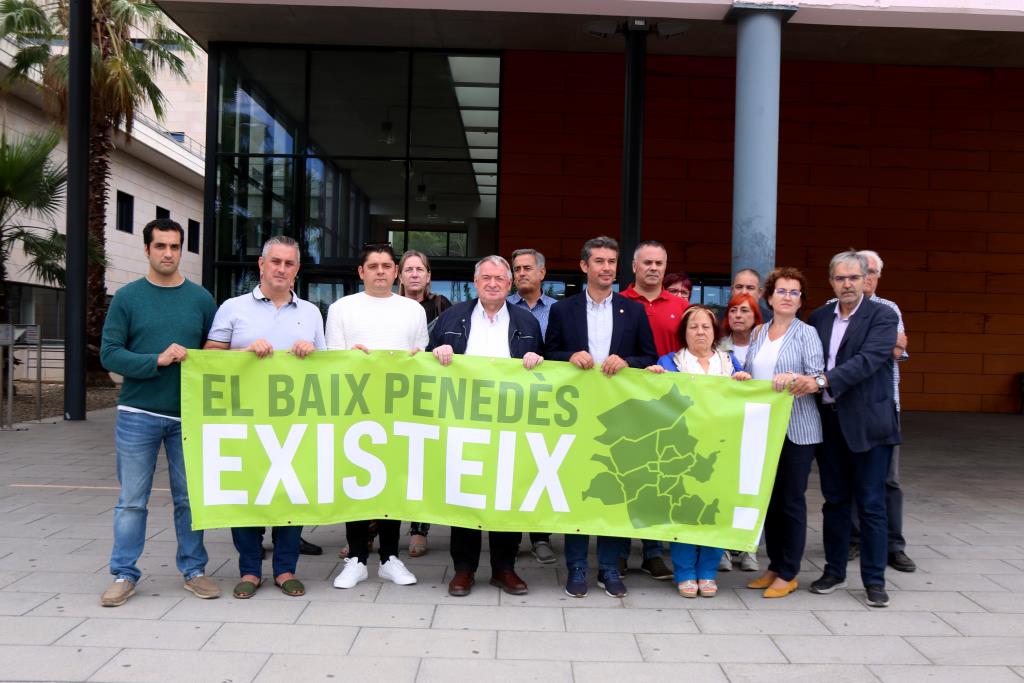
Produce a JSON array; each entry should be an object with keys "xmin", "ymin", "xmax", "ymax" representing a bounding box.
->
[
  {"xmin": 474, "ymin": 255, "xmax": 512, "ymax": 280},
  {"xmin": 581, "ymin": 235, "xmax": 619, "ymax": 262},
  {"xmin": 633, "ymin": 240, "xmax": 666, "ymax": 260},
  {"xmin": 261, "ymin": 235, "xmax": 300, "ymax": 262},
  {"xmin": 734, "ymin": 267, "xmax": 762, "ymax": 285},
  {"xmin": 828, "ymin": 250, "xmax": 868, "ymax": 278},
  {"xmin": 857, "ymin": 249, "xmax": 884, "ymax": 275},
  {"xmin": 510, "ymin": 248, "xmax": 546, "ymax": 270}
]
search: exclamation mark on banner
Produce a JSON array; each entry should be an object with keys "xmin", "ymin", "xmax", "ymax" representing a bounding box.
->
[{"xmin": 732, "ymin": 402, "xmax": 771, "ymax": 530}]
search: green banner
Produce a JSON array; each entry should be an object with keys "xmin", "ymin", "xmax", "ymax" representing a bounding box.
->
[{"xmin": 181, "ymin": 350, "xmax": 793, "ymax": 551}]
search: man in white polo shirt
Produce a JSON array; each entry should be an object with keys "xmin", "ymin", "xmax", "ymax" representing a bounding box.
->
[
  {"xmin": 204, "ymin": 235, "xmax": 326, "ymax": 599},
  {"xmin": 326, "ymin": 243, "xmax": 428, "ymax": 589}
]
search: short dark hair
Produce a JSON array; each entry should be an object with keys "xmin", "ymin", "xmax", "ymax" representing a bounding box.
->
[
  {"xmin": 764, "ymin": 266, "xmax": 809, "ymax": 311},
  {"xmin": 677, "ymin": 304, "xmax": 723, "ymax": 351},
  {"xmin": 143, "ymin": 218, "xmax": 184, "ymax": 247},
  {"xmin": 734, "ymin": 267, "xmax": 762, "ymax": 285},
  {"xmin": 581, "ymin": 235, "xmax": 619, "ymax": 262},
  {"xmin": 360, "ymin": 242, "xmax": 396, "ymax": 266},
  {"xmin": 663, "ymin": 272, "xmax": 691, "ymax": 292}
]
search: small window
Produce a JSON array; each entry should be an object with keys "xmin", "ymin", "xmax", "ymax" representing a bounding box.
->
[
  {"xmin": 116, "ymin": 191, "xmax": 134, "ymax": 233},
  {"xmin": 187, "ymin": 219, "xmax": 200, "ymax": 254},
  {"xmin": 155, "ymin": 206, "xmax": 170, "ymax": 220}
]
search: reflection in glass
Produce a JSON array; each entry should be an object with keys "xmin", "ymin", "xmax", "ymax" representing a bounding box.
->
[
  {"xmin": 307, "ymin": 281, "xmax": 346, "ymax": 319},
  {"xmin": 305, "ymin": 160, "xmax": 406, "ymax": 263},
  {"xmin": 218, "ymin": 49, "xmax": 303, "ymax": 155},
  {"xmin": 216, "ymin": 156, "xmax": 295, "ymax": 261}
]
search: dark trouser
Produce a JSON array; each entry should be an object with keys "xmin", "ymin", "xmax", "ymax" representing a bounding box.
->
[
  {"xmin": 450, "ymin": 527, "xmax": 522, "ymax": 573},
  {"xmin": 530, "ymin": 532, "xmax": 550, "ymax": 544},
  {"xmin": 409, "ymin": 522, "xmax": 430, "ymax": 537},
  {"xmin": 233, "ymin": 525, "xmax": 301, "ymax": 578},
  {"xmin": 850, "ymin": 444, "xmax": 905, "ymax": 552},
  {"xmin": 764, "ymin": 438, "xmax": 816, "ymax": 582},
  {"xmin": 817, "ymin": 408, "xmax": 892, "ymax": 588},
  {"xmin": 348, "ymin": 519, "xmax": 400, "ymax": 564}
]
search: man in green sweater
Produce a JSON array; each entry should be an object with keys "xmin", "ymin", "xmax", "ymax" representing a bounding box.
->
[{"xmin": 99, "ymin": 218, "xmax": 219, "ymax": 607}]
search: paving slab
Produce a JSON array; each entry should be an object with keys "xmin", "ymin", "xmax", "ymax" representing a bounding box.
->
[
  {"xmin": 350, "ymin": 626, "xmax": 496, "ymax": 658},
  {"xmin": 0, "ymin": 644, "xmax": 117, "ymax": 682},
  {"xmin": 813, "ymin": 610, "xmax": 960, "ymax": 636},
  {"xmin": 0, "ymin": 614, "xmax": 83, "ymax": 644},
  {"xmin": 253, "ymin": 653, "xmax": 419, "ymax": 682},
  {"xmin": 433, "ymin": 604, "xmax": 565, "ymax": 631},
  {"xmin": 637, "ymin": 632, "xmax": 786, "ymax": 663},
  {"xmin": 869, "ymin": 664, "xmax": 1024, "ymax": 683},
  {"xmin": 88, "ymin": 647, "xmax": 267, "ymax": 683},
  {"xmin": 299, "ymin": 601, "xmax": 434, "ymax": 628},
  {"xmin": 573, "ymin": 661, "xmax": 728, "ymax": 682},
  {"xmin": 203, "ymin": 622, "xmax": 360, "ymax": 654},
  {"xmin": 563, "ymin": 605, "xmax": 697, "ymax": 633},
  {"xmin": 498, "ymin": 631, "xmax": 643, "ymax": 661},
  {"xmin": 57, "ymin": 616, "xmax": 220, "ymax": 650},
  {"xmin": 937, "ymin": 611, "xmax": 1024, "ymax": 636},
  {"xmin": 721, "ymin": 663, "xmax": 878, "ymax": 682},
  {"xmin": 906, "ymin": 636, "xmax": 1024, "ymax": 666},
  {"xmin": 419, "ymin": 658, "xmax": 573, "ymax": 682},
  {"xmin": 692, "ymin": 609, "xmax": 830, "ymax": 635},
  {"xmin": 26, "ymin": 592, "xmax": 182, "ymax": 620},
  {"xmin": 773, "ymin": 635, "xmax": 930, "ymax": 664}
]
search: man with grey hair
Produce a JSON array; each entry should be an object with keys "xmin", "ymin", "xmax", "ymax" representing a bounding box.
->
[
  {"xmin": 429, "ymin": 254, "xmax": 544, "ymax": 597},
  {"xmin": 507, "ymin": 248, "xmax": 560, "ymax": 563},
  {"xmin": 847, "ymin": 249, "xmax": 915, "ymax": 572},
  {"xmin": 808, "ymin": 249, "xmax": 901, "ymax": 608},
  {"xmin": 204, "ymin": 234, "xmax": 326, "ymax": 599}
]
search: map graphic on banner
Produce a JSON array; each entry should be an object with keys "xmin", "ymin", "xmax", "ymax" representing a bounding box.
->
[{"xmin": 180, "ymin": 350, "xmax": 793, "ymax": 552}]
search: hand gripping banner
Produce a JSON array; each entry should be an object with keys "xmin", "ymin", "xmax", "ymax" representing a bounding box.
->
[{"xmin": 181, "ymin": 350, "xmax": 793, "ymax": 551}]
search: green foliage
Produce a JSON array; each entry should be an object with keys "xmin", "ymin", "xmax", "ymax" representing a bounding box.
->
[{"xmin": 587, "ymin": 384, "xmax": 721, "ymax": 529}]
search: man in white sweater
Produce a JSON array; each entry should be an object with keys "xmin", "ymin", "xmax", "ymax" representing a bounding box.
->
[{"xmin": 325, "ymin": 243, "xmax": 429, "ymax": 589}]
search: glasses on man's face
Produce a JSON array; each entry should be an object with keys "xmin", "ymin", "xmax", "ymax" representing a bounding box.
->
[
  {"xmin": 832, "ymin": 275, "xmax": 862, "ymax": 284},
  {"xmin": 773, "ymin": 288, "xmax": 802, "ymax": 299}
]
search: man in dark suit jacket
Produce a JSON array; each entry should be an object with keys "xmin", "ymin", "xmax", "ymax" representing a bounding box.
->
[
  {"xmin": 544, "ymin": 236, "xmax": 657, "ymax": 599},
  {"xmin": 428, "ymin": 255, "xmax": 544, "ymax": 598},
  {"xmin": 807, "ymin": 250, "xmax": 900, "ymax": 608}
]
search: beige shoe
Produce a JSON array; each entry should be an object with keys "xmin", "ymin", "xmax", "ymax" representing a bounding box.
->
[
  {"xmin": 101, "ymin": 579, "xmax": 136, "ymax": 607},
  {"xmin": 184, "ymin": 575, "xmax": 222, "ymax": 599}
]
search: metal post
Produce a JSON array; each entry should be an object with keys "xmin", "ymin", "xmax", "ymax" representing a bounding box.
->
[
  {"xmin": 619, "ymin": 18, "xmax": 648, "ymax": 286},
  {"xmin": 730, "ymin": 8, "xmax": 785, "ymax": 282},
  {"xmin": 64, "ymin": 0, "xmax": 91, "ymax": 420}
]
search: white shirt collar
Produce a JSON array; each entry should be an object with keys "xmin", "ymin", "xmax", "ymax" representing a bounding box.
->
[
  {"xmin": 473, "ymin": 300, "xmax": 508, "ymax": 323},
  {"xmin": 585, "ymin": 290, "xmax": 613, "ymax": 308}
]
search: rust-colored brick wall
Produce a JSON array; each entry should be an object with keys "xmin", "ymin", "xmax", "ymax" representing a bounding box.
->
[{"xmin": 500, "ymin": 51, "xmax": 1024, "ymax": 413}]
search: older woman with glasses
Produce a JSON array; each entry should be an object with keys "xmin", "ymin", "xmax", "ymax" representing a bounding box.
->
[
  {"xmin": 744, "ymin": 267, "xmax": 825, "ymax": 598},
  {"xmin": 646, "ymin": 305, "xmax": 750, "ymax": 598},
  {"xmin": 663, "ymin": 272, "xmax": 692, "ymax": 303}
]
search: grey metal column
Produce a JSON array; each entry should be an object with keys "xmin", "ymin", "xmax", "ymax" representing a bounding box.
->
[
  {"xmin": 730, "ymin": 7, "xmax": 786, "ymax": 281},
  {"xmin": 64, "ymin": 0, "xmax": 90, "ymax": 421}
]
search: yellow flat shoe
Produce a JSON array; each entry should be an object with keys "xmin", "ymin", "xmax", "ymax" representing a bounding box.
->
[
  {"xmin": 763, "ymin": 579, "xmax": 798, "ymax": 598},
  {"xmin": 747, "ymin": 573, "xmax": 775, "ymax": 589}
]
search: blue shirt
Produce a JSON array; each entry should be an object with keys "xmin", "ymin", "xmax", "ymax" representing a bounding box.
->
[
  {"xmin": 507, "ymin": 292, "xmax": 558, "ymax": 339},
  {"xmin": 208, "ymin": 286, "xmax": 326, "ymax": 351}
]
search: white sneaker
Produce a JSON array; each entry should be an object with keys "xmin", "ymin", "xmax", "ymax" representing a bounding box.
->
[
  {"xmin": 738, "ymin": 551, "xmax": 759, "ymax": 572},
  {"xmin": 379, "ymin": 555, "xmax": 417, "ymax": 585},
  {"xmin": 333, "ymin": 558, "xmax": 368, "ymax": 589},
  {"xmin": 718, "ymin": 551, "xmax": 732, "ymax": 572}
]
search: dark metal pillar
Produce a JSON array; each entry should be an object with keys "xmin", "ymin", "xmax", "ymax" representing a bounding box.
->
[
  {"xmin": 64, "ymin": 0, "xmax": 90, "ymax": 421},
  {"xmin": 729, "ymin": 7, "xmax": 788, "ymax": 282},
  {"xmin": 618, "ymin": 18, "xmax": 648, "ymax": 285},
  {"xmin": 201, "ymin": 44, "xmax": 220, "ymax": 295}
]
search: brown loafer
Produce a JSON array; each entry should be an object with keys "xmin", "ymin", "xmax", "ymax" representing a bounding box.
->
[
  {"xmin": 448, "ymin": 570, "xmax": 475, "ymax": 597},
  {"xmin": 489, "ymin": 569, "xmax": 528, "ymax": 595}
]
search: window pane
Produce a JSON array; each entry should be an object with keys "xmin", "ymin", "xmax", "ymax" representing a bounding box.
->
[
  {"xmin": 308, "ymin": 51, "xmax": 409, "ymax": 157},
  {"xmin": 306, "ymin": 281, "xmax": 346, "ymax": 320},
  {"xmin": 304, "ymin": 159, "xmax": 406, "ymax": 263},
  {"xmin": 218, "ymin": 48, "xmax": 304, "ymax": 155},
  {"xmin": 411, "ymin": 54, "xmax": 500, "ymax": 159},
  {"xmin": 409, "ymin": 159, "xmax": 495, "ymax": 257},
  {"xmin": 216, "ymin": 156, "xmax": 295, "ymax": 261}
]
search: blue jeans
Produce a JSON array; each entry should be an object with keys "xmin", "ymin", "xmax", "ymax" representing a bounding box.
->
[
  {"xmin": 232, "ymin": 526, "xmax": 301, "ymax": 578},
  {"xmin": 818, "ymin": 408, "xmax": 892, "ymax": 587},
  {"xmin": 109, "ymin": 410, "xmax": 207, "ymax": 583},
  {"xmin": 564, "ymin": 534, "xmax": 626, "ymax": 573},
  {"xmin": 670, "ymin": 543, "xmax": 724, "ymax": 582}
]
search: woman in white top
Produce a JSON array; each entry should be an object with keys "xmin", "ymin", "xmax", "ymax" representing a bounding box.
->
[
  {"xmin": 646, "ymin": 305, "xmax": 750, "ymax": 598},
  {"xmin": 743, "ymin": 267, "xmax": 824, "ymax": 599}
]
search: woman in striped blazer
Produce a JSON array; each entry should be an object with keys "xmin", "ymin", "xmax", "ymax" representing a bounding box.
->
[{"xmin": 743, "ymin": 267, "xmax": 825, "ymax": 599}]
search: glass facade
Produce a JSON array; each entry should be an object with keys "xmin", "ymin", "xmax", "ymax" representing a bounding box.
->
[{"xmin": 211, "ymin": 46, "xmax": 501, "ymax": 301}]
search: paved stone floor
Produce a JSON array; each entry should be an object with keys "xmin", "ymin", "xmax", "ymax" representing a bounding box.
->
[{"xmin": 0, "ymin": 409, "xmax": 1022, "ymax": 682}]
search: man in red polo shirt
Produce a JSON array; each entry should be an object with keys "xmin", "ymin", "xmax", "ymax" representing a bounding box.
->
[
  {"xmin": 622, "ymin": 240, "xmax": 688, "ymax": 357},
  {"xmin": 620, "ymin": 240, "xmax": 688, "ymax": 581}
]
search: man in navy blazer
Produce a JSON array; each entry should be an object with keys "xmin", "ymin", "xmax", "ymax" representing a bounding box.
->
[
  {"xmin": 428, "ymin": 255, "xmax": 544, "ymax": 598},
  {"xmin": 544, "ymin": 236, "xmax": 657, "ymax": 599},
  {"xmin": 807, "ymin": 250, "xmax": 900, "ymax": 608}
]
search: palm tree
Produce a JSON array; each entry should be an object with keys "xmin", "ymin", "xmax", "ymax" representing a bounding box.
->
[
  {"xmin": 0, "ymin": 0, "xmax": 196, "ymax": 384},
  {"xmin": 0, "ymin": 125, "xmax": 66, "ymax": 390}
]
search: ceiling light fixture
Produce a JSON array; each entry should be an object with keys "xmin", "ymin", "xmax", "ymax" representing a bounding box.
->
[
  {"xmin": 427, "ymin": 203, "xmax": 439, "ymax": 219},
  {"xmin": 415, "ymin": 183, "xmax": 428, "ymax": 202},
  {"xmin": 378, "ymin": 120, "xmax": 395, "ymax": 145}
]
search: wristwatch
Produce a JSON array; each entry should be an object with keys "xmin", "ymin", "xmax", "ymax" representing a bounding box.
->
[{"xmin": 815, "ymin": 374, "xmax": 827, "ymax": 392}]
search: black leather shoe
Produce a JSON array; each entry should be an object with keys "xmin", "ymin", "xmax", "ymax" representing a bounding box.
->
[
  {"xmin": 299, "ymin": 537, "xmax": 323, "ymax": 556},
  {"xmin": 888, "ymin": 550, "xmax": 916, "ymax": 573}
]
